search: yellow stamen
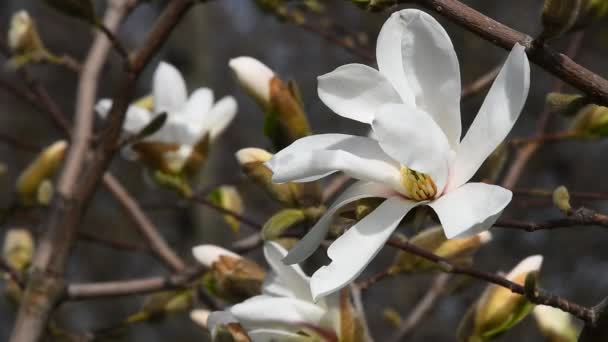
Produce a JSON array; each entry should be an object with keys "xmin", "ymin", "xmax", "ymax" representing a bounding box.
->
[
  {"xmin": 400, "ymin": 166, "xmax": 437, "ymax": 201},
  {"xmin": 134, "ymin": 95, "xmax": 154, "ymax": 111}
]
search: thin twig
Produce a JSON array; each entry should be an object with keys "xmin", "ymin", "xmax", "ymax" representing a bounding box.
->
[
  {"xmin": 460, "ymin": 65, "xmax": 500, "ymax": 100},
  {"xmin": 514, "ymin": 188, "xmax": 608, "ymax": 201},
  {"xmin": 388, "ymin": 274, "xmax": 451, "ymax": 342},
  {"xmin": 496, "ymin": 207, "xmax": 608, "ymax": 232}
]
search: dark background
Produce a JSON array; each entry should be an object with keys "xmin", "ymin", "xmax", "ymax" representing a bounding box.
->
[{"xmin": 1, "ymin": 0, "xmax": 607, "ymax": 340}]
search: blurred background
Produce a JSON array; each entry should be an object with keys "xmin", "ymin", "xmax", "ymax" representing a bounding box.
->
[{"xmin": 0, "ymin": 0, "xmax": 607, "ymax": 340}]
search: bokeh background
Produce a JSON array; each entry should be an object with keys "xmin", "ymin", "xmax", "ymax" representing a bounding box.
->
[{"xmin": 0, "ymin": 0, "xmax": 607, "ymax": 340}]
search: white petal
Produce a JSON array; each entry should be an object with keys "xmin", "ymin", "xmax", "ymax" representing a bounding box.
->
[
  {"xmin": 317, "ymin": 63, "xmax": 402, "ymax": 123},
  {"xmin": 284, "ymin": 181, "xmax": 396, "ymax": 265},
  {"xmin": 398, "ymin": 9, "xmax": 462, "ymax": 147},
  {"xmin": 229, "ymin": 56, "xmax": 275, "ymax": 108},
  {"xmin": 263, "ymin": 242, "xmax": 312, "ymax": 301},
  {"xmin": 206, "ymin": 96, "xmax": 238, "ymax": 140},
  {"xmin": 372, "ymin": 103, "xmax": 451, "ymax": 193},
  {"xmin": 267, "ymin": 134, "xmax": 402, "ymax": 191},
  {"xmin": 428, "ymin": 182, "xmax": 512, "ymax": 239},
  {"xmin": 96, "ymin": 99, "xmax": 153, "ymax": 134},
  {"xmin": 192, "ymin": 244, "xmax": 240, "ymax": 268},
  {"xmin": 181, "ymin": 88, "xmax": 214, "ymax": 120},
  {"xmin": 310, "ymin": 196, "xmax": 418, "ymax": 300},
  {"xmin": 448, "ymin": 44, "xmax": 530, "ymax": 190},
  {"xmin": 153, "ymin": 61, "xmax": 188, "ymax": 113},
  {"xmin": 230, "ymin": 296, "xmax": 325, "ymax": 328},
  {"xmin": 248, "ymin": 329, "xmax": 313, "ymax": 342},
  {"xmin": 206, "ymin": 310, "xmax": 239, "ymax": 330},
  {"xmin": 376, "ymin": 12, "xmax": 415, "ymax": 105}
]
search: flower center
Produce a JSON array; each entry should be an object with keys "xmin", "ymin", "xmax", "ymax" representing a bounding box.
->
[{"xmin": 400, "ymin": 166, "xmax": 437, "ymax": 201}]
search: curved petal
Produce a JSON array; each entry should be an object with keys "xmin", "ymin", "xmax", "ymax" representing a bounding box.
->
[
  {"xmin": 267, "ymin": 134, "xmax": 402, "ymax": 191},
  {"xmin": 206, "ymin": 96, "xmax": 238, "ymax": 140},
  {"xmin": 206, "ymin": 310, "xmax": 239, "ymax": 330},
  {"xmin": 284, "ymin": 181, "xmax": 396, "ymax": 265},
  {"xmin": 398, "ymin": 9, "xmax": 462, "ymax": 147},
  {"xmin": 230, "ymin": 296, "xmax": 325, "ymax": 328},
  {"xmin": 248, "ymin": 329, "xmax": 313, "ymax": 342},
  {"xmin": 376, "ymin": 12, "xmax": 414, "ymax": 105},
  {"xmin": 153, "ymin": 61, "xmax": 188, "ymax": 113},
  {"xmin": 310, "ymin": 196, "xmax": 418, "ymax": 300},
  {"xmin": 372, "ymin": 103, "xmax": 452, "ymax": 193},
  {"xmin": 428, "ymin": 182, "xmax": 512, "ymax": 239},
  {"xmin": 180, "ymin": 88, "xmax": 214, "ymax": 120},
  {"xmin": 263, "ymin": 242, "xmax": 312, "ymax": 301},
  {"xmin": 448, "ymin": 44, "xmax": 530, "ymax": 190},
  {"xmin": 96, "ymin": 99, "xmax": 153, "ymax": 134},
  {"xmin": 317, "ymin": 63, "xmax": 402, "ymax": 123}
]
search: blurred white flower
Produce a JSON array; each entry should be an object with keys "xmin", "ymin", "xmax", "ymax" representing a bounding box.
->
[
  {"xmin": 229, "ymin": 56, "xmax": 275, "ymax": 108},
  {"xmin": 192, "ymin": 242, "xmax": 342, "ymax": 342},
  {"xmin": 96, "ymin": 62, "xmax": 237, "ymax": 173},
  {"xmin": 266, "ymin": 9, "xmax": 530, "ymax": 299}
]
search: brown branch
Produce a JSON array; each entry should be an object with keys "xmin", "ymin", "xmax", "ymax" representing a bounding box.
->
[
  {"xmin": 460, "ymin": 65, "xmax": 500, "ymax": 100},
  {"xmin": 387, "ymin": 274, "xmax": 451, "ymax": 342},
  {"xmin": 188, "ymin": 192, "xmax": 263, "ymax": 230},
  {"xmin": 66, "ymin": 265, "xmax": 205, "ymax": 300},
  {"xmin": 510, "ymin": 131, "xmax": 580, "ymax": 146},
  {"xmin": 514, "ymin": 188, "xmax": 608, "ymax": 201},
  {"xmin": 77, "ymin": 231, "xmax": 151, "ymax": 254},
  {"xmin": 385, "ymin": 237, "xmax": 596, "ymax": 323},
  {"xmin": 496, "ymin": 207, "xmax": 608, "ymax": 232},
  {"xmin": 357, "ymin": 268, "xmax": 393, "ymax": 291},
  {"xmin": 10, "ymin": 1, "xmax": 196, "ymax": 340}
]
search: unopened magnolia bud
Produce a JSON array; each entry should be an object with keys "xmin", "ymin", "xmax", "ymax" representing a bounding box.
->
[
  {"xmin": 3, "ymin": 228, "xmax": 34, "ymax": 272},
  {"xmin": 193, "ymin": 245, "xmax": 265, "ymax": 302},
  {"xmin": 267, "ymin": 77, "xmax": 312, "ymax": 150},
  {"xmin": 36, "ymin": 179, "xmax": 54, "ymax": 206},
  {"xmin": 16, "ymin": 140, "xmax": 67, "ymax": 206},
  {"xmin": 262, "ymin": 208, "xmax": 306, "ymax": 240},
  {"xmin": 571, "ymin": 104, "xmax": 608, "ymax": 137},
  {"xmin": 229, "ymin": 56, "xmax": 275, "ymax": 109},
  {"xmin": 553, "ymin": 186, "xmax": 572, "ymax": 213},
  {"xmin": 466, "ymin": 255, "xmax": 544, "ymax": 341},
  {"xmin": 191, "ymin": 309, "xmax": 212, "ymax": 329},
  {"xmin": 546, "ymin": 93, "xmax": 589, "ymax": 116},
  {"xmin": 8, "ymin": 11, "xmax": 44, "ymax": 56},
  {"xmin": 533, "ymin": 305, "xmax": 579, "ymax": 342},
  {"xmin": 236, "ymin": 148, "xmax": 296, "ymax": 206},
  {"xmin": 208, "ymin": 186, "xmax": 243, "ymax": 234},
  {"xmin": 541, "ymin": 0, "xmax": 583, "ymax": 40},
  {"xmin": 393, "ymin": 226, "xmax": 492, "ymax": 273},
  {"xmin": 130, "ymin": 289, "xmax": 195, "ymax": 322}
]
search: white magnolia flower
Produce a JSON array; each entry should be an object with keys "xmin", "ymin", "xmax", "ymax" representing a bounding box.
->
[
  {"xmin": 96, "ymin": 62, "xmax": 237, "ymax": 172},
  {"xmin": 267, "ymin": 9, "xmax": 530, "ymax": 300},
  {"xmin": 194, "ymin": 242, "xmax": 341, "ymax": 342}
]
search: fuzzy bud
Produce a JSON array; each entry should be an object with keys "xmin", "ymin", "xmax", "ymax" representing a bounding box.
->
[
  {"xmin": 193, "ymin": 245, "xmax": 265, "ymax": 303},
  {"xmin": 533, "ymin": 305, "xmax": 579, "ymax": 342},
  {"xmin": 8, "ymin": 11, "xmax": 44, "ymax": 57},
  {"xmin": 571, "ymin": 104, "xmax": 608, "ymax": 137},
  {"xmin": 3, "ymin": 228, "xmax": 34, "ymax": 272},
  {"xmin": 553, "ymin": 186, "xmax": 572, "ymax": 213},
  {"xmin": 460, "ymin": 255, "xmax": 544, "ymax": 341},
  {"xmin": 546, "ymin": 92, "xmax": 589, "ymax": 116},
  {"xmin": 207, "ymin": 186, "xmax": 243, "ymax": 234},
  {"xmin": 16, "ymin": 140, "xmax": 67, "ymax": 206},
  {"xmin": 229, "ymin": 56, "xmax": 275, "ymax": 109},
  {"xmin": 393, "ymin": 226, "xmax": 492, "ymax": 273},
  {"xmin": 262, "ymin": 208, "xmax": 306, "ymax": 240},
  {"xmin": 541, "ymin": 0, "xmax": 608, "ymax": 40},
  {"xmin": 36, "ymin": 179, "xmax": 54, "ymax": 206}
]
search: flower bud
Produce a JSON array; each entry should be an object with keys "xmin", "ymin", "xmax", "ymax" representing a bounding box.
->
[
  {"xmin": 16, "ymin": 140, "xmax": 67, "ymax": 206},
  {"xmin": 541, "ymin": 0, "xmax": 608, "ymax": 40},
  {"xmin": 193, "ymin": 245, "xmax": 265, "ymax": 303},
  {"xmin": 36, "ymin": 179, "xmax": 54, "ymax": 206},
  {"xmin": 3, "ymin": 228, "xmax": 34, "ymax": 272},
  {"xmin": 8, "ymin": 11, "xmax": 44, "ymax": 57},
  {"xmin": 229, "ymin": 56, "xmax": 275, "ymax": 109},
  {"xmin": 266, "ymin": 77, "xmax": 312, "ymax": 150},
  {"xmin": 208, "ymin": 186, "xmax": 243, "ymax": 234},
  {"xmin": 393, "ymin": 226, "xmax": 492, "ymax": 273},
  {"xmin": 533, "ymin": 305, "xmax": 579, "ymax": 342},
  {"xmin": 553, "ymin": 185, "xmax": 572, "ymax": 213},
  {"xmin": 570, "ymin": 104, "xmax": 608, "ymax": 137},
  {"xmin": 462, "ymin": 255, "xmax": 544, "ymax": 341},
  {"xmin": 129, "ymin": 289, "xmax": 195, "ymax": 323},
  {"xmin": 546, "ymin": 92, "xmax": 589, "ymax": 116},
  {"xmin": 262, "ymin": 208, "xmax": 306, "ymax": 240},
  {"xmin": 236, "ymin": 148, "xmax": 296, "ymax": 206}
]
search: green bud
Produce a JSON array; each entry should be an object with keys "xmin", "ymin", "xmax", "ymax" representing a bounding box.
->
[
  {"xmin": 208, "ymin": 186, "xmax": 244, "ymax": 234},
  {"xmin": 129, "ymin": 289, "xmax": 195, "ymax": 323},
  {"xmin": 3, "ymin": 228, "xmax": 34, "ymax": 272},
  {"xmin": 393, "ymin": 226, "xmax": 492, "ymax": 273},
  {"xmin": 16, "ymin": 140, "xmax": 67, "ymax": 206},
  {"xmin": 36, "ymin": 179, "xmax": 54, "ymax": 206},
  {"xmin": 546, "ymin": 93, "xmax": 590, "ymax": 116},
  {"xmin": 541, "ymin": 0, "xmax": 608, "ymax": 40},
  {"xmin": 262, "ymin": 208, "xmax": 306, "ymax": 240},
  {"xmin": 8, "ymin": 11, "xmax": 45, "ymax": 57},
  {"xmin": 553, "ymin": 186, "xmax": 572, "ymax": 213},
  {"xmin": 571, "ymin": 104, "xmax": 608, "ymax": 137}
]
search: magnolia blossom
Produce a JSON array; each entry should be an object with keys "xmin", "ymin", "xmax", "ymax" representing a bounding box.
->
[
  {"xmin": 96, "ymin": 62, "xmax": 237, "ymax": 172},
  {"xmin": 267, "ymin": 9, "xmax": 530, "ymax": 299},
  {"xmin": 192, "ymin": 242, "xmax": 341, "ymax": 341}
]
